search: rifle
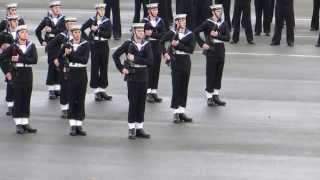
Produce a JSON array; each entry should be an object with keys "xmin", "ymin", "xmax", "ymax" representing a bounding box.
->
[
  {"xmin": 166, "ymin": 27, "xmax": 179, "ymax": 66},
  {"xmin": 61, "ymin": 42, "xmax": 72, "ymax": 80},
  {"xmin": 204, "ymin": 22, "xmax": 218, "ymax": 54}
]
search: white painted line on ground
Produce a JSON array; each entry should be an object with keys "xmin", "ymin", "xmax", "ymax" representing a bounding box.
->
[{"xmin": 224, "ymin": 52, "xmax": 320, "ymax": 58}]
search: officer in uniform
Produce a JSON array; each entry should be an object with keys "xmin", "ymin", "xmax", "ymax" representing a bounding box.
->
[
  {"xmin": 142, "ymin": 3, "xmax": 166, "ymax": 103},
  {"xmin": 0, "ymin": 32, "xmax": 14, "ymax": 116},
  {"xmin": 113, "ymin": 23, "xmax": 153, "ymax": 140},
  {"xmin": 104, "ymin": 0, "xmax": 122, "ymax": 40},
  {"xmin": 0, "ymin": 25, "xmax": 38, "ymax": 134},
  {"xmin": 254, "ymin": 0, "xmax": 274, "ymax": 36},
  {"xmin": 161, "ymin": 14, "xmax": 195, "ymax": 123},
  {"xmin": 62, "ymin": 25, "xmax": 89, "ymax": 136},
  {"xmin": 231, "ymin": 0, "xmax": 254, "ymax": 44},
  {"xmin": 270, "ymin": 0, "xmax": 295, "ymax": 47},
  {"xmin": 133, "ymin": 0, "xmax": 148, "ymax": 23},
  {"xmin": 35, "ymin": 0, "xmax": 66, "ymax": 100},
  {"xmin": 47, "ymin": 17, "xmax": 77, "ymax": 119},
  {"xmin": 1, "ymin": 15, "xmax": 19, "ymax": 116},
  {"xmin": 215, "ymin": 0, "xmax": 231, "ymax": 29},
  {"xmin": 81, "ymin": 3, "xmax": 112, "ymax": 102},
  {"xmin": 194, "ymin": 4, "xmax": 230, "ymax": 107},
  {"xmin": 0, "ymin": 3, "xmax": 25, "ymax": 32},
  {"xmin": 311, "ymin": 0, "xmax": 320, "ymax": 31}
]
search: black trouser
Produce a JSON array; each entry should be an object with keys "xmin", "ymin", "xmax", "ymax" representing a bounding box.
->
[
  {"xmin": 205, "ymin": 56, "xmax": 224, "ymax": 93},
  {"xmin": 215, "ymin": 0, "xmax": 231, "ymax": 29},
  {"xmin": 6, "ymin": 79, "xmax": 14, "ymax": 103},
  {"xmin": 133, "ymin": 0, "xmax": 148, "ymax": 23},
  {"xmin": 271, "ymin": 7, "xmax": 295, "ymax": 44},
  {"xmin": 176, "ymin": 0, "xmax": 195, "ymax": 30},
  {"xmin": 127, "ymin": 81, "xmax": 147, "ymax": 123},
  {"xmin": 46, "ymin": 61, "xmax": 59, "ymax": 86},
  {"xmin": 312, "ymin": 0, "xmax": 320, "ymax": 30},
  {"xmin": 148, "ymin": 52, "xmax": 161, "ymax": 90},
  {"xmin": 254, "ymin": 0, "xmax": 272, "ymax": 34},
  {"xmin": 12, "ymin": 68, "xmax": 33, "ymax": 118},
  {"xmin": 158, "ymin": 0, "xmax": 173, "ymax": 30},
  {"xmin": 59, "ymin": 71, "xmax": 69, "ymax": 107},
  {"xmin": 170, "ymin": 55, "xmax": 191, "ymax": 109},
  {"xmin": 105, "ymin": 0, "xmax": 122, "ymax": 38},
  {"xmin": 90, "ymin": 41, "xmax": 109, "ymax": 89},
  {"xmin": 68, "ymin": 68, "xmax": 87, "ymax": 121},
  {"xmin": 194, "ymin": 0, "xmax": 211, "ymax": 28},
  {"xmin": 232, "ymin": 1, "xmax": 254, "ymax": 43}
]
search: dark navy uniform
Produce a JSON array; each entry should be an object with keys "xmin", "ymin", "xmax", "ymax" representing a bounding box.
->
[
  {"xmin": 231, "ymin": 0, "xmax": 254, "ymax": 44},
  {"xmin": 62, "ymin": 37, "xmax": 89, "ymax": 136},
  {"xmin": 113, "ymin": 38, "xmax": 153, "ymax": 139},
  {"xmin": 81, "ymin": 15, "xmax": 112, "ymax": 101},
  {"xmin": 142, "ymin": 15, "xmax": 166, "ymax": 103},
  {"xmin": 271, "ymin": 0, "xmax": 295, "ymax": 46},
  {"xmin": 0, "ymin": 38, "xmax": 38, "ymax": 134},
  {"xmin": 35, "ymin": 13, "xmax": 66, "ymax": 98},
  {"xmin": 161, "ymin": 25, "xmax": 195, "ymax": 123},
  {"xmin": 194, "ymin": 6, "xmax": 230, "ymax": 107}
]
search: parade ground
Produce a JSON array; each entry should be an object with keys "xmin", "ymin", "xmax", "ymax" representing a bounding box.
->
[{"xmin": 0, "ymin": 0, "xmax": 320, "ymax": 179}]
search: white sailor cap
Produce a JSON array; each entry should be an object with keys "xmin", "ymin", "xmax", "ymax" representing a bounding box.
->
[
  {"xmin": 210, "ymin": 4, "xmax": 223, "ymax": 10},
  {"xmin": 174, "ymin": 14, "xmax": 187, "ymax": 20},
  {"xmin": 95, "ymin": 3, "xmax": 106, "ymax": 9},
  {"xmin": 7, "ymin": 15, "xmax": 19, "ymax": 20},
  {"xmin": 6, "ymin": 3, "xmax": 18, "ymax": 9},
  {"xmin": 49, "ymin": 1, "xmax": 62, "ymax": 7},
  {"xmin": 132, "ymin": 23, "xmax": 145, "ymax": 29},
  {"xmin": 65, "ymin": 17, "xmax": 77, "ymax": 23},
  {"xmin": 17, "ymin": 25, "xmax": 28, "ymax": 32},
  {"xmin": 70, "ymin": 25, "xmax": 81, "ymax": 32},
  {"xmin": 146, "ymin": 3, "xmax": 158, "ymax": 9}
]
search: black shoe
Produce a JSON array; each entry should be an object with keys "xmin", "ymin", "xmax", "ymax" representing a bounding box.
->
[
  {"xmin": 23, "ymin": 124, "xmax": 37, "ymax": 134},
  {"xmin": 230, "ymin": 40, "xmax": 237, "ymax": 44},
  {"xmin": 207, "ymin": 98, "xmax": 215, "ymax": 107},
  {"xmin": 212, "ymin": 95, "xmax": 226, "ymax": 106},
  {"xmin": 95, "ymin": 93, "xmax": 104, "ymax": 102},
  {"xmin": 128, "ymin": 129, "xmax": 136, "ymax": 140},
  {"xmin": 270, "ymin": 42, "xmax": 280, "ymax": 46},
  {"xmin": 54, "ymin": 90, "xmax": 61, "ymax": 97},
  {"xmin": 16, "ymin": 125, "xmax": 24, "ymax": 134},
  {"xmin": 248, "ymin": 41, "xmax": 255, "ymax": 45},
  {"xmin": 136, "ymin": 129, "xmax": 151, "ymax": 139},
  {"xmin": 6, "ymin": 107, "xmax": 13, "ymax": 116},
  {"xmin": 146, "ymin": 93, "xmax": 155, "ymax": 103},
  {"xmin": 76, "ymin": 126, "xmax": 87, "ymax": 136},
  {"xmin": 69, "ymin": 126, "xmax": 77, "ymax": 136},
  {"xmin": 315, "ymin": 44, "xmax": 320, "ymax": 47},
  {"xmin": 287, "ymin": 42, "xmax": 294, "ymax": 47},
  {"xmin": 100, "ymin": 92, "xmax": 112, "ymax": 101},
  {"xmin": 151, "ymin": 93, "xmax": 162, "ymax": 103},
  {"xmin": 49, "ymin": 91, "xmax": 57, "ymax": 100},
  {"xmin": 310, "ymin": 27, "xmax": 318, "ymax": 31},
  {"xmin": 61, "ymin": 110, "xmax": 68, "ymax": 119},
  {"xmin": 265, "ymin": 32, "xmax": 270, "ymax": 36},
  {"xmin": 173, "ymin": 113, "xmax": 182, "ymax": 124},
  {"xmin": 179, "ymin": 113, "xmax": 193, "ymax": 123},
  {"xmin": 254, "ymin": 32, "xmax": 261, "ymax": 36}
]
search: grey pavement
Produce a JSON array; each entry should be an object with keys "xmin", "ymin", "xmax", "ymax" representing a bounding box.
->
[{"xmin": 0, "ymin": 0, "xmax": 320, "ymax": 180}]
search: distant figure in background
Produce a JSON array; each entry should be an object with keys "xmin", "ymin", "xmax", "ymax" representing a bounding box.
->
[
  {"xmin": 254, "ymin": 0, "xmax": 274, "ymax": 36},
  {"xmin": 215, "ymin": 0, "xmax": 231, "ymax": 29},
  {"xmin": 311, "ymin": 0, "xmax": 320, "ymax": 31},
  {"xmin": 231, "ymin": 0, "xmax": 254, "ymax": 44},
  {"xmin": 133, "ymin": 0, "xmax": 148, "ymax": 23},
  {"xmin": 0, "ymin": 3, "xmax": 25, "ymax": 32},
  {"xmin": 270, "ymin": 0, "xmax": 295, "ymax": 47},
  {"xmin": 158, "ymin": 0, "xmax": 173, "ymax": 30},
  {"xmin": 104, "ymin": 0, "xmax": 121, "ymax": 40}
]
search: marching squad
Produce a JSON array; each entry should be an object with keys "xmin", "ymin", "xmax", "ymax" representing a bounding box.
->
[{"xmin": 0, "ymin": 0, "xmax": 314, "ymax": 138}]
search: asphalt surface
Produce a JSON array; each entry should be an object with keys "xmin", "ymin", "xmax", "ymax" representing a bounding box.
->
[{"xmin": 0, "ymin": 0, "xmax": 320, "ymax": 180}]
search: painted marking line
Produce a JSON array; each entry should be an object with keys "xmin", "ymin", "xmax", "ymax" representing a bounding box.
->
[{"xmin": 225, "ymin": 52, "xmax": 320, "ymax": 59}]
